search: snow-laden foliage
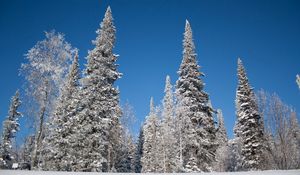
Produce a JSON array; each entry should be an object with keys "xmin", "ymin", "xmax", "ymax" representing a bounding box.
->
[
  {"xmin": 19, "ymin": 135, "xmax": 35, "ymax": 168},
  {"xmin": 216, "ymin": 110, "xmax": 228, "ymax": 146},
  {"xmin": 4, "ymin": 5, "xmax": 299, "ymax": 173},
  {"xmin": 71, "ymin": 7, "xmax": 122, "ymax": 172},
  {"xmin": 0, "ymin": 91, "xmax": 22, "ymax": 169},
  {"xmin": 160, "ymin": 76, "xmax": 179, "ymax": 172},
  {"xmin": 114, "ymin": 102, "xmax": 137, "ymax": 172},
  {"xmin": 256, "ymin": 90, "xmax": 300, "ymax": 169},
  {"xmin": 141, "ymin": 98, "xmax": 162, "ymax": 173},
  {"xmin": 215, "ymin": 109, "xmax": 230, "ymax": 172},
  {"xmin": 234, "ymin": 58, "xmax": 265, "ymax": 171},
  {"xmin": 1, "ymin": 169, "xmax": 300, "ymax": 175},
  {"xmin": 114, "ymin": 133, "xmax": 135, "ymax": 172},
  {"xmin": 134, "ymin": 128, "xmax": 144, "ymax": 173},
  {"xmin": 20, "ymin": 30, "xmax": 76, "ymax": 169},
  {"xmin": 227, "ymin": 138, "xmax": 242, "ymax": 171},
  {"xmin": 175, "ymin": 20, "xmax": 217, "ymax": 172},
  {"xmin": 41, "ymin": 52, "xmax": 81, "ymax": 171}
]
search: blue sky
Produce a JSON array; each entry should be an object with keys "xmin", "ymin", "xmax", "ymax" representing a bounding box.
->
[{"xmin": 0, "ymin": 0, "xmax": 300, "ymax": 139}]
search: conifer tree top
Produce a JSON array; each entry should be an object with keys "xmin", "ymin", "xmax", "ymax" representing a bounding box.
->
[
  {"xmin": 150, "ymin": 97, "xmax": 155, "ymax": 115},
  {"xmin": 103, "ymin": 6, "xmax": 113, "ymax": 26},
  {"xmin": 164, "ymin": 75, "xmax": 171, "ymax": 93},
  {"xmin": 66, "ymin": 50, "xmax": 79, "ymax": 88},
  {"xmin": 8, "ymin": 90, "xmax": 21, "ymax": 120},
  {"xmin": 177, "ymin": 20, "xmax": 206, "ymax": 99},
  {"xmin": 85, "ymin": 5, "xmax": 121, "ymax": 82},
  {"xmin": 235, "ymin": 58, "xmax": 265, "ymax": 171},
  {"xmin": 237, "ymin": 58, "xmax": 250, "ymax": 88},
  {"xmin": 180, "ymin": 20, "xmax": 197, "ymax": 69},
  {"xmin": 92, "ymin": 5, "xmax": 115, "ymax": 53},
  {"xmin": 183, "ymin": 20, "xmax": 195, "ymax": 57}
]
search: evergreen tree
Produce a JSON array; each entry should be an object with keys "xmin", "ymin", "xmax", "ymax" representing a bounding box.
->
[
  {"xmin": 0, "ymin": 90, "xmax": 22, "ymax": 169},
  {"xmin": 185, "ymin": 157, "xmax": 201, "ymax": 172},
  {"xmin": 134, "ymin": 127, "xmax": 144, "ymax": 173},
  {"xmin": 215, "ymin": 109, "xmax": 229, "ymax": 172},
  {"xmin": 160, "ymin": 75, "xmax": 178, "ymax": 172},
  {"xmin": 234, "ymin": 58, "xmax": 265, "ymax": 171},
  {"xmin": 72, "ymin": 6, "xmax": 122, "ymax": 172},
  {"xmin": 175, "ymin": 20, "xmax": 217, "ymax": 172},
  {"xmin": 216, "ymin": 110, "xmax": 228, "ymax": 146},
  {"xmin": 141, "ymin": 98, "xmax": 161, "ymax": 172},
  {"xmin": 42, "ymin": 51, "xmax": 80, "ymax": 171},
  {"xmin": 115, "ymin": 134, "xmax": 135, "ymax": 172}
]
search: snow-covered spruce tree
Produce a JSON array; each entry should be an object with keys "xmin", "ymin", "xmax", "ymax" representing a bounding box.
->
[
  {"xmin": 175, "ymin": 20, "xmax": 217, "ymax": 172},
  {"xmin": 20, "ymin": 31, "xmax": 75, "ymax": 169},
  {"xmin": 115, "ymin": 134, "xmax": 135, "ymax": 172},
  {"xmin": 214, "ymin": 109, "xmax": 229, "ymax": 172},
  {"xmin": 227, "ymin": 138, "xmax": 241, "ymax": 171},
  {"xmin": 134, "ymin": 127, "xmax": 144, "ymax": 173},
  {"xmin": 230, "ymin": 106, "xmax": 244, "ymax": 171},
  {"xmin": 141, "ymin": 98, "xmax": 162, "ymax": 173},
  {"xmin": 0, "ymin": 90, "xmax": 22, "ymax": 169},
  {"xmin": 72, "ymin": 7, "xmax": 122, "ymax": 172},
  {"xmin": 234, "ymin": 58, "xmax": 265, "ymax": 171},
  {"xmin": 41, "ymin": 51, "xmax": 80, "ymax": 171},
  {"xmin": 160, "ymin": 75, "xmax": 178, "ymax": 172}
]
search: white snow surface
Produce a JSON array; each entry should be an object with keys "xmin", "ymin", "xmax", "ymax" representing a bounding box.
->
[{"xmin": 0, "ymin": 170, "xmax": 300, "ymax": 175}]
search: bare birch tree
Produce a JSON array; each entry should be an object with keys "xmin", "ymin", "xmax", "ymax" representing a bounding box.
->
[{"xmin": 256, "ymin": 90, "xmax": 300, "ymax": 169}]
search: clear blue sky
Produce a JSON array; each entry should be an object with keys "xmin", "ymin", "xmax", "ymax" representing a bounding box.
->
[{"xmin": 0, "ymin": 0, "xmax": 300, "ymax": 139}]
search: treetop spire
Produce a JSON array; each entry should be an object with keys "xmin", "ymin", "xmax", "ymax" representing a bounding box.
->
[
  {"xmin": 104, "ymin": 6, "xmax": 113, "ymax": 22},
  {"xmin": 164, "ymin": 75, "xmax": 171, "ymax": 93},
  {"xmin": 185, "ymin": 19, "xmax": 190, "ymax": 28},
  {"xmin": 237, "ymin": 57, "xmax": 244, "ymax": 71},
  {"xmin": 150, "ymin": 97, "xmax": 155, "ymax": 115}
]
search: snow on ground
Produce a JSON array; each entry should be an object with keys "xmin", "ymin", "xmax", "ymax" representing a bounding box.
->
[{"xmin": 0, "ymin": 170, "xmax": 300, "ymax": 175}]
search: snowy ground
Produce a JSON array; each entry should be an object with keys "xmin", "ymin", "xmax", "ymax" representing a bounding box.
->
[{"xmin": 0, "ymin": 170, "xmax": 300, "ymax": 175}]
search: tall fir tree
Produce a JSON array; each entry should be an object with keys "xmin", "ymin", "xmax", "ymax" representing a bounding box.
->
[
  {"xmin": 141, "ymin": 98, "xmax": 161, "ymax": 173},
  {"xmin": 175, "ymin": 20, "xmax": 217, "ymax": 172},
  {"xmin": 216, "ymin": 110, "xmax": 228, "ymax": 146},
  {"xmin": 134, "ymin": 127, "xmax": 144, "ymax": 173},
  {"xmin": 114, "ymin": 134, "xmax": 135, "ymax": 172},
  {"xmin": 214, "ymin": 109, "xmax": 229, "ymax": 172},
  {"xmin": 0, "ymin": 90, "xmax": 22, "ymax": 169},
  {"xmin": 160, "ymin": 75, "xmax": 178, "ymax": 172},
  {"xmin": 42, "ymin": 51, "xmax": 80, "ymax": 171},
  {"xmin": 234, "ymin": 58, "xmax": 265, "ymax": 171},
  {"xmin": 72, "ymin": 6, "xmax": 122, "ymax": 172}
]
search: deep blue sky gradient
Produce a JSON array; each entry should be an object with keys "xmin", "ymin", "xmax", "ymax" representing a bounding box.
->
[{"xmin": 1, "ymin": 0, "xmax": 300, "ymax": 139}]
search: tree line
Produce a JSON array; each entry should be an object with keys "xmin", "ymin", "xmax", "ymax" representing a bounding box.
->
[{"xmin": 0, "ymin": 6, "xmax": 299, "ymax": 172}]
